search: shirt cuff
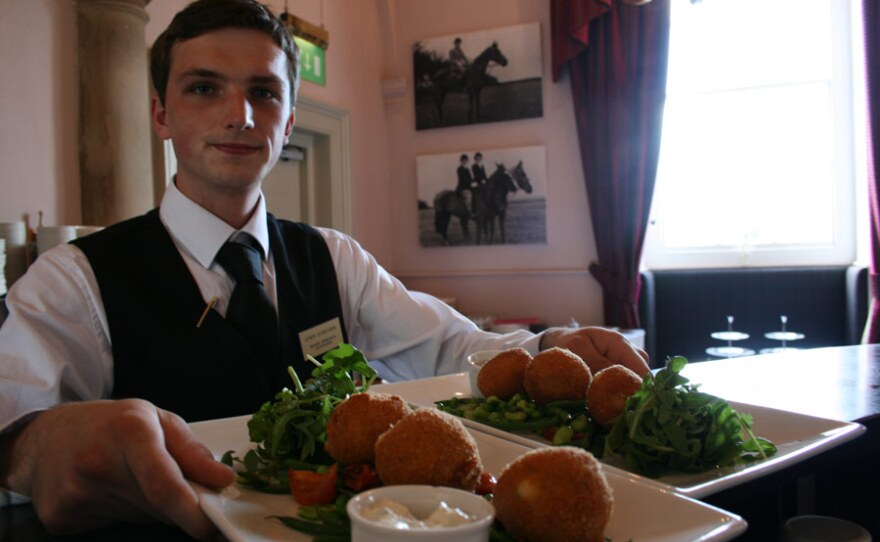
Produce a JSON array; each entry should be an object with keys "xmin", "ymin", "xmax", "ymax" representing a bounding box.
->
[
  {"xmin": 0, "ymin": 488, "xmax": 31, "ymax": 507},
  {"xmin": 0, "ymin": 410, "xmax": 43, "ymax": 437}
]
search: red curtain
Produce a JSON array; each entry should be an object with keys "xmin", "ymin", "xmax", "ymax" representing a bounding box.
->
[
  {"xmin": 865, "ymin": 0, "xmax": 880, "ymax": 342},
  {"xmin": 551, "ymin": 0, "xmax": 670, "ymax": 328}
]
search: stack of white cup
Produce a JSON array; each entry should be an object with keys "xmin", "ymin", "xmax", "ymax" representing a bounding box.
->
[
  {"xmin": 36, "ymin": 226, "xmax": 78, "ymax": 256},
  {"xmin": 36, "ymin": 225, "xmax": 104, "ymax": 256},
  {"xmin": 0, "ymin": 221, "xmax": 27, "ymax": 291}
]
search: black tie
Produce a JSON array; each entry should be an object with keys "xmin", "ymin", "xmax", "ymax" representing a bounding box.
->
[{"xmin": 215, "ymin": 234, "xmax": 279, "ymax": 368}]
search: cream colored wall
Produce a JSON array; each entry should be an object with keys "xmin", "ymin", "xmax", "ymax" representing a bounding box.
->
[
  {"xmin": 384, "ymin": 0, "xmax": 602, "ymax": 327},
  {"xmin": 0, "ymin": 0, "xmax": 603, "ymax": 327},
  {"xmin": 0, "ymin": 0, "xmax": 80, "ymax": 228}
]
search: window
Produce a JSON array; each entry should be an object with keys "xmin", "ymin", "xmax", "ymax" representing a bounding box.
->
[{"xmin": 643, "ymin": 0, "xmax": 864, "ymax": 269}]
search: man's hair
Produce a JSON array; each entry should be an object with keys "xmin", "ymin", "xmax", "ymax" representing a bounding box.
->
[
  {"xmin": 150, "ymin": 0, "xmax": 300, "ymax": 107},
  {"xmin": 460, "ymin": 154, "xmax": 468, "ymax": 162}
]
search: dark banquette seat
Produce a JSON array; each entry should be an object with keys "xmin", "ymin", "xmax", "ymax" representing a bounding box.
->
[{"xmin": 637, "ymin": 265, "xmax": 869, "ymax": 367}]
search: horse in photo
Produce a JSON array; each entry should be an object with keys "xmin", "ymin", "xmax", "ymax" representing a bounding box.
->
[
  {"xmin": 433, "ymin": 190, "xmax": 472, "ymax": 245},
  {"xmin": 474, "ymin": 161, "xmax": 533, "ymax": 244},
  {"xmin": 432, "ymin": 42, "xmax": 508, "ymax": 124}
]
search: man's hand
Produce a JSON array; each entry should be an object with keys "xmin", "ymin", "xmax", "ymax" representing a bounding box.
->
[
  {"xmin": 0, "ymin": 399, "xmax": 235, "ymax": 540},
  {"xmin": 540, "ymin": 326, "xmax": 651, "ymax": 377}
]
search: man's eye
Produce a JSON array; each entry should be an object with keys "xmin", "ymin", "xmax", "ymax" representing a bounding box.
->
[
  {"xmin": 189, "ymin": 84, "xmax": 215, "ymax": 95},
  {"xmin": 253, "ymin": 88, "xmax": 279, "ymax": 101}
]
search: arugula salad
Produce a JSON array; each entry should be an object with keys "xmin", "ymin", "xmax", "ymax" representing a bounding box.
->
[
  {"xmin": 222, "ymin": 343, "xmax": 378, "ymax": 493},
  {"xmin": 438, "ymin": 355, "xmax": 777, "ymax": 478},
  {"xmin": 605, "ymin": 355, "xmax": 777, "ymax": 477}
]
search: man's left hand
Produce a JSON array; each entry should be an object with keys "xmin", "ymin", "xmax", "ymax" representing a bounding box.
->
[{"xmin": 539, "ymin": 326, "xmax": 650, "ymax": 377}]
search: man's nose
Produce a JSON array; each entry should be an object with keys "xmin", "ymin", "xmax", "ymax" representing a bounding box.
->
[{"xmin": 224, "ymin": 91, "xmax": 255, "ymax": 130}]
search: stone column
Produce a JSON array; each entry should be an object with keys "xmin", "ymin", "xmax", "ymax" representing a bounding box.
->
[{"xmin": 77, "ymin": 0, "xmax": 153, "ymax": 226}]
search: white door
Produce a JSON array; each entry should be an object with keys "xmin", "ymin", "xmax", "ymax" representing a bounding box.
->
[{"xmin": 263, "ymin": 144, "xmax": 306, "ymax": 222}]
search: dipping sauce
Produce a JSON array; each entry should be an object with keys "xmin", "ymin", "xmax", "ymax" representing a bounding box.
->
[{"xmin": 360, "ymin": 497, "xmax": 475, "ymax": 530}]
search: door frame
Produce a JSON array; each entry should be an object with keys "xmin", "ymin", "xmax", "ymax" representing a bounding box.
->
[{"xmin": 292, "ymin": 95, "xmax": 353, "ymax": 234}]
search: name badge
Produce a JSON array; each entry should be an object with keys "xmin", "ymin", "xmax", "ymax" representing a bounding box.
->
[{"xmin": 299, "ymin": 317, "xmax": 345, "ymax": 361}]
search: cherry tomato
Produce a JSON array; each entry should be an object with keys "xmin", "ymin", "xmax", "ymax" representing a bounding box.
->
[
  {"xmin": 475, "ymin": 471, "xmax": 497, "ymax": 496},
  {"xmin": 288, "ymin": 464, "xmax": 338, "ymax": 506},
  {"xmin": 342, "ymin": 463, "xmax": 382, "ymax": 492}
]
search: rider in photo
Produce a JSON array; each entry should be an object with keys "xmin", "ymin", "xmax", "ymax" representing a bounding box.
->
[
  {"xmin": 412, "ymin": 22, "xmax": 543, "ymax": 130},
  {"xmin": 416, "ymin": 146, "xmax": 548, "ymax": 248}
]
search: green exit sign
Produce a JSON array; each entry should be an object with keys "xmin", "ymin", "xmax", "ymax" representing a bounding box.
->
[{"xmin": 294, "ymin": 37, "xmax": 326, "ymax": 86}]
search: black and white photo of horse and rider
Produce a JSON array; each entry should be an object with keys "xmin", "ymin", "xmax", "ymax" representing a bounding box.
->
[
  {"xmin": 417, "ymin": 145, "xmax": 548, "ymax": 247},
  {"xmin": 413, "ymin": 22, "xmax": 543, "ymax": 130}
]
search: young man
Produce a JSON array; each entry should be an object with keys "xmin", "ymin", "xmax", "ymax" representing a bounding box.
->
[
  {"xmin": 0, "ymin": 1, "xmax": 649, "ymax": 539},
  {"xmin": 471, "ymin": 151, "xmax": 488, "ymax": 215},
  {"xmin": 455, "ymin": 153, "xmax": 474, "ymax": 198},
  {"xmin": 472, "ymin": 151, "xmax": 488, "ymax": 187},
  {"xmin": 449, "ymin": 36, "xmax": 469, "ymax": 76}
]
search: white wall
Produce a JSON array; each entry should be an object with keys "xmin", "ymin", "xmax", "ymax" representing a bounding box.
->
[
  {"xmin": 0, "ymin": 0, "xmax": 80, "ymax": 228},
  {"xmin": 384, "ymin": 0, "xmax": 602, "ymax": 326},
  {"xmin": 0, "ymin": 0, "xmax": 604, "ymax": 328}
]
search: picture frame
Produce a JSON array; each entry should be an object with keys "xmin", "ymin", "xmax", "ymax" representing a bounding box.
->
[
  {"xmin": 417, "ymin": 145, "xmax": 547, "ymax": 247},
  {"xmin": 413, "ymin": 22, "xmax": 543, "ymax": 130}
]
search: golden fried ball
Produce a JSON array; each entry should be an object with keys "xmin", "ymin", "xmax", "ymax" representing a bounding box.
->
[
  {"xmin": 587, "ymin": 365, "xmax": 643, "ymax": 428},
  {"xmin": 523, "ymin": 347, "xmax": 592, "ymax": 405},
  {"xmin": 324, "ymin": 393, "xmax": 410, "ymax": 465},
  {"xmin": 494, "ymin": 447, "xmax": 613, "ymax": 542},
  {"xmin": 374, "ymin": 408, "xmax": 483, "ymax": 491},
  {"xmin": 477, "ymin": 348, "xmax": 532, "ymax": 400}
]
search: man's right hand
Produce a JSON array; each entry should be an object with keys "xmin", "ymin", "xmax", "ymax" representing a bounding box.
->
[{"xmin": 0, "ymin": 399, "xmax": 234, "ymax": 540}]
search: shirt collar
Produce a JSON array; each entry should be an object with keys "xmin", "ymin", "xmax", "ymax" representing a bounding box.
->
[{"xmin": 159, "ymin": 180, "xmax": 270, "ymax": 269}]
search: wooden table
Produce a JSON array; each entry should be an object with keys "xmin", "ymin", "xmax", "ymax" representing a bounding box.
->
[
  {"xmin": 681, "ymin": 344, "xmax": 880, "ymax": 425},
  {"xmin": 680, "ymin": 345, "xmax": 880, "ymax": 541},
  {"xmin": 3, "ymin": 345, "xmax": 879, "ymax": 541}
]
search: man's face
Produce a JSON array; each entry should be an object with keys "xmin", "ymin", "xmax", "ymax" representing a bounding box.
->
[{"xmin": 151, "ymin": 28, "xmax": 295, "ymax": 197}]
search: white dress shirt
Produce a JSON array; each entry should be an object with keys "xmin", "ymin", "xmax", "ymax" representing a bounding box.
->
[{"xmin": 0, "ymin": 182, "xmax": 540, "ymax": 434}]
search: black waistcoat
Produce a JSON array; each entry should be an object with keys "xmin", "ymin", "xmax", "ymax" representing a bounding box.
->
[{"xmin": 73, "ymin": 209, "xmax": 347, "ymax": 422}]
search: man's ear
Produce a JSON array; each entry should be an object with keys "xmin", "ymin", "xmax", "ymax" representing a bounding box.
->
[
  {"xmin": 151, "ymin": 95, "xmax": 171, "ymax": 140},
  {"xmin": 284, "ymin": 108, "xmax": 296, "ymax": 139}
]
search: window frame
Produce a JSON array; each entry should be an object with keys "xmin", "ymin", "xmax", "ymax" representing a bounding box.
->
[{"xmin": 642, "ymin": 0, "xmax": 861, "ymax": 270}]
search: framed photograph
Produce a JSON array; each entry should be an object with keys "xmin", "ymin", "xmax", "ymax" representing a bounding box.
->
[
  {"xmin": 413, "ymin": 22, "xmax": 543, "ymax": 130},
  {"xmin": 417, "ymin": 146, "xmax": 547, "ymax": 247}
]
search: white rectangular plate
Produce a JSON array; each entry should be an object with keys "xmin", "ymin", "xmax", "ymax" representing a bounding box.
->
[
  {"xmin": 190, "ymin": 415, "xmax": 746, "ymax": 542},
  {"xmin": 373, "ymin": 372, "xmax": 866, "ymax": 498}
]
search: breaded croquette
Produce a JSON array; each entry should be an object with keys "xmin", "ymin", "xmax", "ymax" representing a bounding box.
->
[
  {"xmin": 587, "ymin": 364, "xmax": 643, "ymax": 428},
  {"xmin": 324, "ymin": 393, "xmax": 410, "ymax": 465},
  {"xmin": 374, "ymin": 408, "xmax": 483, "ymax": 491},
  {"xmin": 494, "ymin": 447, "xmax": 613, "ymax": 542},
  {"xmin": 523, "ymin": 347, "xmax": 592, "ymax": 405},
  {"xmin": 477, "ymin": 348, "xmax": 532, "ymax": 400}
]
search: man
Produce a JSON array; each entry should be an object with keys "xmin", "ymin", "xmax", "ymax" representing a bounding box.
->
[
  {"xmin": 0, "ymin": 1, "xmax": 649, "ymax": 539},
  {"xmin": 455, "ymin": 153, "xmax": 474, "ymax": 201},
  {"xmin": 471, "ymin": 151, "xmax": 488, "ymax": 216},
  {"xmin": 449, "ymin": 36, "xmax": 469, "ymax": 77},
  {"xmin": 472, "ymin": 151, "xmax": 488, "ymax": 187}
]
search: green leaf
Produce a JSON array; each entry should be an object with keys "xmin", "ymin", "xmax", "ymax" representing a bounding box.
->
[
  {"xmin": 270, "ymin": 515, "xmax": 350, "ymax": 536},
  {"xmin": 603, "ymin": 355, "xmax": 778, "ymax": 477},
  {"xmin": 227, "ymin": 344, "xmax": 375, "ymax": 492}
]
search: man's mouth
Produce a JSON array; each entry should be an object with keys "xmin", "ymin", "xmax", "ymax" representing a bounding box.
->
[{"xmin": 212, "ymin": 143, "xmax": 261, "ymax": 155}]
